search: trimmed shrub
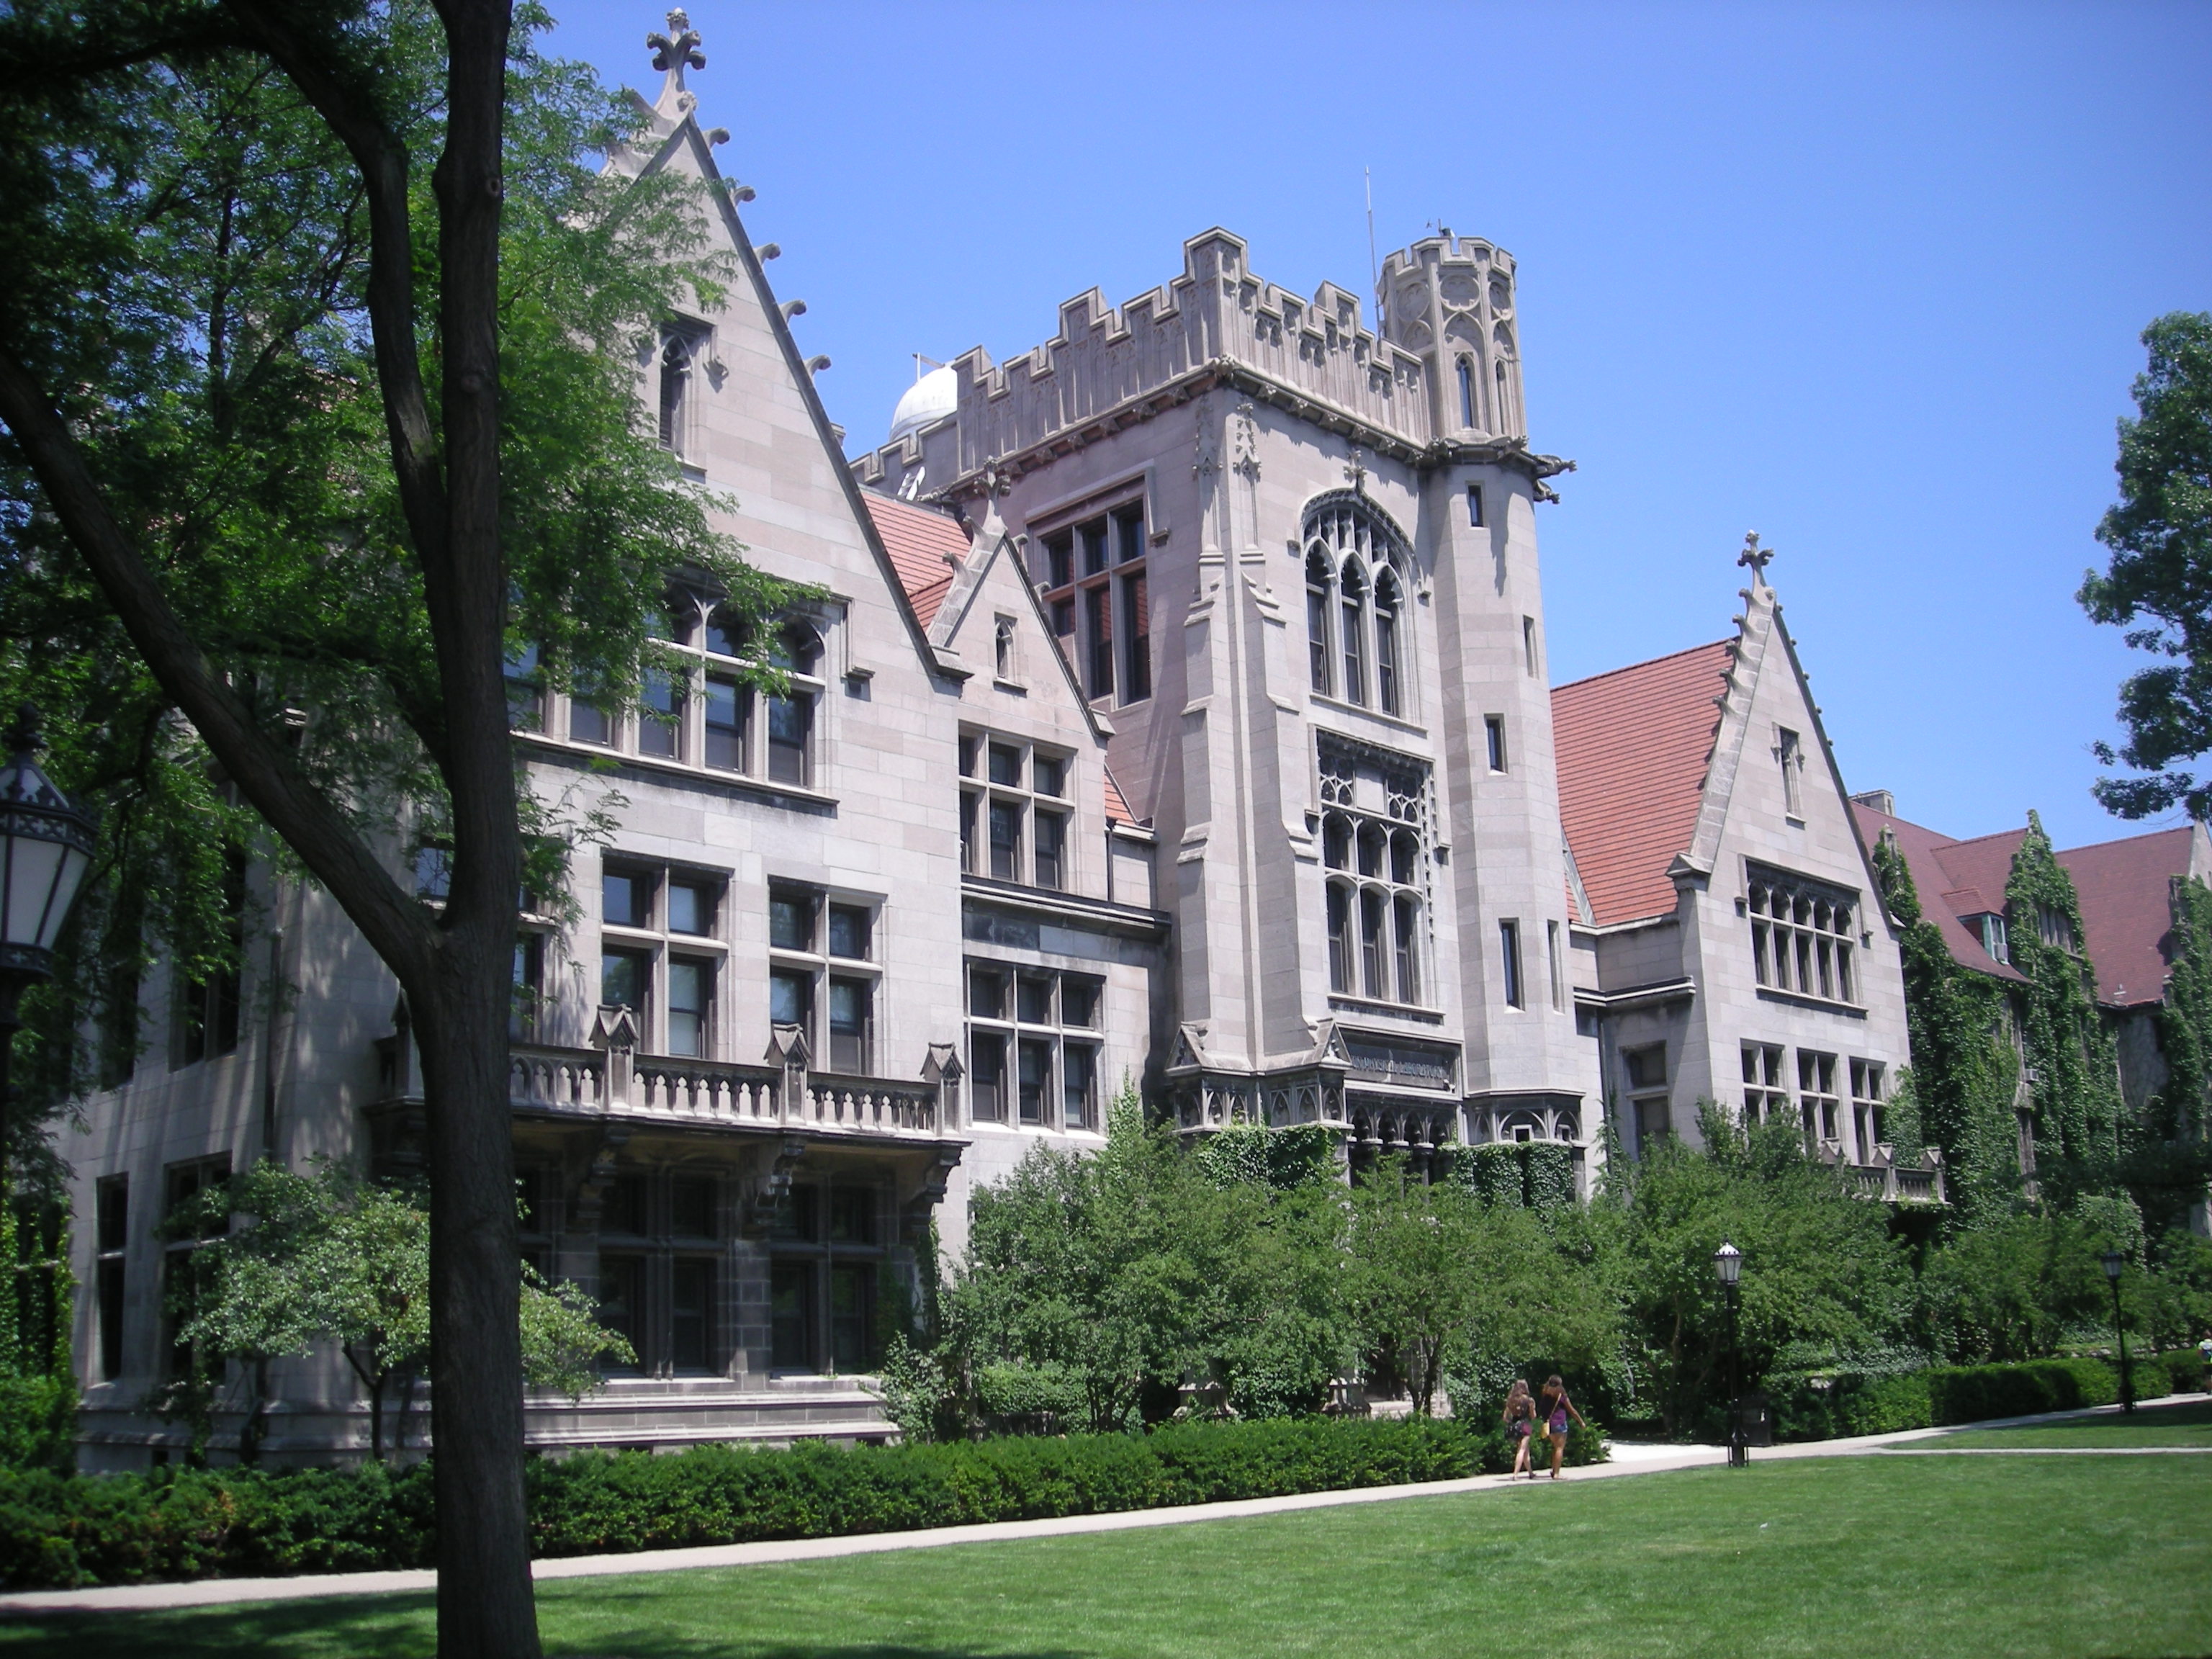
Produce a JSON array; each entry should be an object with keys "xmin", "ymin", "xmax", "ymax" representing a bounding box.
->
[
  {"xmin": 2158, "ymin": 1348, "xmax": 2208, "ymax": 1393},
  {"xmin": 0, "ymin": 1460, "xmax": 435, "ymax": 1590},
  {"xmin": 1923, "ymin": 1357, "xmax": 2117, "ymax": 1423},
  {"xmin": 0, "ymin": 1413, "xmax": 1606, "ymax": 1591}
]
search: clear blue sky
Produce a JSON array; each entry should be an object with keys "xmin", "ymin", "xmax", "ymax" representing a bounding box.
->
[{"xmin": 548, "ymin": 2, "xmax": 2212, "ymax": 850}]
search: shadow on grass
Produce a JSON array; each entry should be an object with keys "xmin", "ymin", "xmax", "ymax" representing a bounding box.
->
[{"xmin": 0, "ymin": 1594, "xmax": 1090, "ymax": 1659}]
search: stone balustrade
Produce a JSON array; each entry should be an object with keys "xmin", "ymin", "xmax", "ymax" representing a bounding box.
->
[{"xmin": 505, "ymin": 1042, "xmax": 943, "ymax": 1139}]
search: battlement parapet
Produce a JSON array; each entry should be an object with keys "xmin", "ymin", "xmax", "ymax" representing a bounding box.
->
[{"xmin": 855, "ymin": 228, "xmax": 1499, "ymax": 494}]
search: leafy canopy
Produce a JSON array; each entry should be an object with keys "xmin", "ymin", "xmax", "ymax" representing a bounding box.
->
[
  {"xmin": 0, "ymin": 1, "xmax": 801, "ymax": 1156},
  {"xmin": 2080, "ymin": 312, "xmax": 2212, "ymax": 819}
]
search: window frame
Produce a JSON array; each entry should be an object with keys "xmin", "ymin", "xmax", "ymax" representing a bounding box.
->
[
  {"xmin": 1747, "ymin": 866, "xmax": 1859, "ymax": 1007},
  {"xmin": 1035, "ymin": 498, "xmax": 1149, "ymax": 706},
  {"xmin": 1741, "ymin": 1040, "xmax": 1787, "ymax": 1125},
  {"xmin": 599, "ymin": 859, "xmax": 732, "ymax": 1058},
  {"xmin": 958, "ymin": 729, "xmax": 1076, "ymax": 892},
  {"xmin": 1301, "ymin": 494, "xmax": 1416, "ymax": 720},
  {"xmin": 768, "ymin": 881, "xmax": 882, "ymax": 1076},
  {"xmin": 963, "ymin": 959, "xmax": 1104, "ymax": 1131},
  {"xmin": 1318, "ymin": 740, "xmax": 1431, "ymax": 1008},
  {"xmin": 94, "ymin": 1176, "xmax": 127, "ymax": 1381}
]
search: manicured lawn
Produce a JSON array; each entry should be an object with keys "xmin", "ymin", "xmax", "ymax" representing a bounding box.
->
[
  {"xmin": 2, "ymin": 1454, "xmax": 2206, "ymax": 1658},
  {"xmin": 1930, "ymin": 1395, "xmax": 2212, "ymax": 1448}
]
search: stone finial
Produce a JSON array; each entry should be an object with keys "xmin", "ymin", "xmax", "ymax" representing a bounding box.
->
[
  {"xmin": 1737, "ymin": 531, "xmax": 1775, "ymax": 581},
  {"xmin": 649, "ymin": 10, "xmax": 705, "ymax": 73}
]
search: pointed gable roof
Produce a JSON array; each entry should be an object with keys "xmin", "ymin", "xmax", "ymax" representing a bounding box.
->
[
  {"xmin": 1552, "ymin": 641, "xmax": 1735, "ymax": 926},
  {"xmin": 860, "ymin": 491, "xmax": 968, "ymax": 628}
]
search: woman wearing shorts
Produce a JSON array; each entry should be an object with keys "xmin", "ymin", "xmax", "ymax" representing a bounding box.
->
[
  {"xmin": 1501, "ymin": 1379, "xmax": 1537, "ymax": 1478},
  {"xmin": 1537, "ymin": 1374, "xmax": 1587, "ymax": 1480}
]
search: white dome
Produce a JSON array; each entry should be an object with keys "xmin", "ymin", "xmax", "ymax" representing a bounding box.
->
[{"xmin": 889, "ymin": 365, "xmax": 957, "ymax": 443}]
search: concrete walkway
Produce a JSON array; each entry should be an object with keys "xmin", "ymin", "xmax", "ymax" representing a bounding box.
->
[{"xmin": 4, "ymin": 1393, "xmax": 2200, "ymax": 1619}]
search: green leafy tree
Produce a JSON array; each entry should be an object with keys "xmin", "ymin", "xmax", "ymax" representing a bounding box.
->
[
  {"xmin": 2079, "ymin": 312, "xmax": 2212, "ymax": 819},
  {"xmin": 1609, "ymin": 1106, "xmax": 1911, "ymax": 1435},
  {"xmin": 1912, "ymin": 1208, "xmax": 2129, "ymax": 1364},
  {"xmin": 0, "ymin": 6, "xmax": 795, "ymax": 1647},
  {"xmin": 1871, "ymin": 832, "xmax": 2023, "ymax": 1223},
  {"xmin": 163, "ymin": 1162, "xmax": 631, "ymax": 1460}
]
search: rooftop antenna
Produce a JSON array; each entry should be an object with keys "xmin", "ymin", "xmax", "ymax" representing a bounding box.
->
[
  {"xmin": 912, "ymin": 352, "xmax": 945, "ymax": 383},
  {"xmin": 1364, "ymin": 167, "xmax": 1380, "ymax": 323}
]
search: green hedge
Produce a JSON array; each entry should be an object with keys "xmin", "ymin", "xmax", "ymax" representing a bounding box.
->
[
  {"xmin": 1774, "ymin": 1357, "xmax": 2146, "ymax": 1442},
  {"xmin": 1923, "ymin": 1357, "xmax": 2117, "ymax": 1423},
  {"xmin": 2157, "ymin": 1349, "xmax": 2207, "ymax": 1393},
  {"xmin": 0, "ymin": 1413, "xmax": 1608, "ymax": 1591}
]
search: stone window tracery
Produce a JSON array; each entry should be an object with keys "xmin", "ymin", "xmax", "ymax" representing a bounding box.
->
[
  {"xmin": 1318, "ymin": 738, "xmax": 1430, "ymax": 1006},
  {"xmin": 1748, "ymin": 866, "xmax": 1858, "ymax": 1004},
  {"xmin": 1301, "ymin": 493, "xmax": 1414, "ymax": 719}
]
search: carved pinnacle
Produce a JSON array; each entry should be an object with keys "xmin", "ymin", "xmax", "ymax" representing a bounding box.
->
[{"xmin": 649, "ymin": 10, "xmax": 705, "ymax": 72}]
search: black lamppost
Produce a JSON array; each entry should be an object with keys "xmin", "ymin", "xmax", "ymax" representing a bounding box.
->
[
  {"xmin": 1714, "ymin": 1240, "xmax": 1746, "ymax": 1467},
  {"xmin": 0, "ymin": 709, "xmax": 97, "ymax": 1198},
  {"xmin": 2101, "ymin": 1249, "xmax": 2136, "ymax": 1416}
]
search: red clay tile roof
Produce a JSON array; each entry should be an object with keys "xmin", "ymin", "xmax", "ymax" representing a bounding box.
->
[
  {"xmin": 1105, "ymin": 766, "xmax": 1136, "ymax": 827},
  {"xmin": 1851, "ymin": 805, "xmax": 2026, "ymax": 982},
  {"xmin": 1552, "ymin": 641, "xmax": 1735, "ymax": 927},
  {"xmin": 861, "ymin": 491, "xmax": 968, "ymax": 629},
  {"xmin": 1850, "ymin": 805, "xmax": 2197, "ymax": 1004},
  {"xmin": 2054, "ymin": 827, "xmax": 2195, "ymax": 1007}
]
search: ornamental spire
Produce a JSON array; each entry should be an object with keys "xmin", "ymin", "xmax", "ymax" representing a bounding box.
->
[{"xmin": 647, "ymin": 9, "xmax": 704, "ymax": 119}]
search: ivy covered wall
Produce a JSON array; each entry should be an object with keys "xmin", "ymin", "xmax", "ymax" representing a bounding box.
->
[
  {"xmin": 1871, "ymin": 834, "xmax": 2022, "ymax": 1225},
  {"xmin": 2005, "ymin": 814, "xmax": 2126, "ymax": 1182}
]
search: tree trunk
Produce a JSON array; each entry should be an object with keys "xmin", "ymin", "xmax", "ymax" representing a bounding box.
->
[{"xmin": 414, "ymin": 970, "xmax": 536, "ymax": 1658}]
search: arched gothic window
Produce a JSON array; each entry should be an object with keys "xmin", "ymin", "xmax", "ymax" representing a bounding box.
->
[
  {"xmin": 1300, "ymin": 492, "xmax": 1415, "ymax": 716},
  {"xmin": 1457, "ymin": 356, "xmax": 1475, "ymax": 429},
  {"xmin": 1305, "ymin": 547, "xmax": 1334, "ymax": 696},
  {"xmin": 1373, "ymin": 569, "xmax": 1403, "ymax": 716},
  {"xmin": 1339, "ymin": 560, "xmax": 1367, "ymax": 705}
]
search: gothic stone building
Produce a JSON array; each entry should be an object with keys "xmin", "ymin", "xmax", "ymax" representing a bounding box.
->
[
  {"xmin": 60, "ymin": 22, "xmax": 1920, "ymax": 1465},
  {"xmin": 1550, "ymin": 562, "xmax": 1925, "ymax": 1196}
]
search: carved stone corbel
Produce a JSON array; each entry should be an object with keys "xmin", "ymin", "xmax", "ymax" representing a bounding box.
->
[{"xmin": 903, "ymin": 1143, "xmax": 966, "ymax": 1244}]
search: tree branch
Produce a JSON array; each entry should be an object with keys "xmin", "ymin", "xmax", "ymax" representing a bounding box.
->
[
  {"xmin": 217, "ymin": 0, "xmax": 449, "ymax": 573},
  {"xmin": 0, "ymin": 346, "xmax": 437, "ymax": 987}
]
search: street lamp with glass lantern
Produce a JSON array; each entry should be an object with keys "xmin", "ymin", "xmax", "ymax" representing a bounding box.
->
[
  {"xmin": 2101, "ymin": 1249, "xmax": 2136, "ymax": 1415},
  {"xmin": 0, "ymin": 708, "xmax": 98, "ymax": 1200},
  {"xmin": 1714, "ymin": 1240, "xmax": 1746, "ymax": 1466}
]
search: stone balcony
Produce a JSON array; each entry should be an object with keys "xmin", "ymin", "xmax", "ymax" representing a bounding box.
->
[
  {"xmin": 374, "ymin": 1007, "xmax": 961, "ymax": 1150},
  {"xmin": 1822, "ymin": 1142, "xmax": 1948, "ymax": 1205}
]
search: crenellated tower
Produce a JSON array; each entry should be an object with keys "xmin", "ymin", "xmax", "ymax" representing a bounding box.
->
[{"xmin": 1378, "ymin": 232, "xmax": 1526, "ymax": 442}]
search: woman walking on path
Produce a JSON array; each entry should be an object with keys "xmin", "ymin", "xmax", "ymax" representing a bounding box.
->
[
  {"xmin": 1502, "ymin": 1380, "xmax": 1537, "ymax": 1478},
  {"xmin": 1537, "ymin": 1375, "xmax": 1588, "ymax": 1480}
]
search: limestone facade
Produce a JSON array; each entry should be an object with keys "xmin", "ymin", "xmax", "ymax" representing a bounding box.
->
[{"xmin": 59, "ymin": 22, "xmax": 1926, "ymax": 1467}]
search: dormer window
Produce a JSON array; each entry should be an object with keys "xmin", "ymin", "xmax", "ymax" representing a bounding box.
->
[{"xmin": 1975, "ymin": 912, "xmax": 2010, "ymax": 964}]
